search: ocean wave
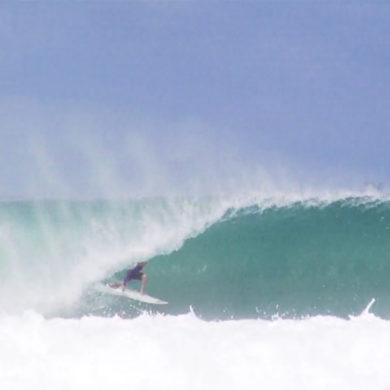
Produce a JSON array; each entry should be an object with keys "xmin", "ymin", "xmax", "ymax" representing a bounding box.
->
[{"xmin": 1, "ymin": 194, "xmax": 390, "ymax": 319}]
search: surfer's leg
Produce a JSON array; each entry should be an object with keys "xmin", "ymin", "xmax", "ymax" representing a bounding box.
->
[
  {"xmin": 140, "ymin": 274, "xmax": 147, "ymax": 294},
  {"xmin": 122, "ymin": 271, "xmax": 133, "ymax": 291}
]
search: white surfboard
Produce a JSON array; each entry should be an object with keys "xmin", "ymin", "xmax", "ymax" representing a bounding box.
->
[{"xmin": 95, "ymin": 283, "xmax": 168, "ymax": 305}]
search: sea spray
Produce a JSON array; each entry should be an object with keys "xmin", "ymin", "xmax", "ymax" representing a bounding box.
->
[{"xmin": 0, "ymin": 198, "xmax": 228, "ymax": 314}]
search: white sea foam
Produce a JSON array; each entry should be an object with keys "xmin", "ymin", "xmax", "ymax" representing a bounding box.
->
[{"xmin": 0, "ymin": 308, "xmax": 389, "ymax": 390}]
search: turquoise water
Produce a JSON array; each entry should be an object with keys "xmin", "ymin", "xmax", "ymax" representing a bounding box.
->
[
  {"xmin": 147, "ymin": 199, "xmax": 390, "ymax": 319},
  {"xmin": 1, "ymin": 197, "xmax": 390, "ymax": 319}
]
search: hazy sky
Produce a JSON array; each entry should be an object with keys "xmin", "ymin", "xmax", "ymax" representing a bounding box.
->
[{"xmin": 0, "ymin": 2, "xmax": 389, "ymax": 198}]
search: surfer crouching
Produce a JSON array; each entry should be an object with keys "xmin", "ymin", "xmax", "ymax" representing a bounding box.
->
[{"xmin": 109, "ymin": 261, "xmax": 147, "ymax": 294}]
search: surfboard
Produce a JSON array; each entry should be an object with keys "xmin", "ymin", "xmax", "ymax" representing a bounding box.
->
[{"xmin": 95, "ymin": 283, "xmax": 168, "ymax": 305}]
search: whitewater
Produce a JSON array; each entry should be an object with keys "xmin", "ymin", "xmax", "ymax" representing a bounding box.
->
[
  {"xmin": 2, "ymin": 305, "xmax": 390, "ymax": 390},
  {"xmin": 1, "ymin": 192, "xmax": 390, "ymax": 389}
]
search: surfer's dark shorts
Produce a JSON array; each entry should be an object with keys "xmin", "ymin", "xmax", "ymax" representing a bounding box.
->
[{"xmin": 123, "ymin": 270, "xmax": 144, "ymax": 284}]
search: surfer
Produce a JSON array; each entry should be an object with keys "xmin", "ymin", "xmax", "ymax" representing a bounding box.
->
[{"xmin": 109, "ymin": 261, "xmax": 147, "ymax": 294}]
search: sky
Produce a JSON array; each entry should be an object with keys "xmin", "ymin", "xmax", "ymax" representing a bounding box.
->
[{"xmin": 0, "ymin": 1, "xmax": 389, "ymax": 198}]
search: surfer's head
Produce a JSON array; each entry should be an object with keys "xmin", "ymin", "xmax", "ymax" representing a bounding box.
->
[{"xmin": 137, "ymin": 261, "xmax": 147, "ymax": 267}]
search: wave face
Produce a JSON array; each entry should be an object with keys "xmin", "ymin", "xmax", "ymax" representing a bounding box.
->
[
  {"xmin": 147, "ymin": 199, "xmax": 390, "ymax": 319},
  {"xmin": 1, "ymin": 197, "xmax": 390, "ymax": 319}
]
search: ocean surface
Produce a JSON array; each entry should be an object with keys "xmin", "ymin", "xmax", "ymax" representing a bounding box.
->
[{"xmin": 1, "ymin": 194, "xmax": 390, "ymax": 389}]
